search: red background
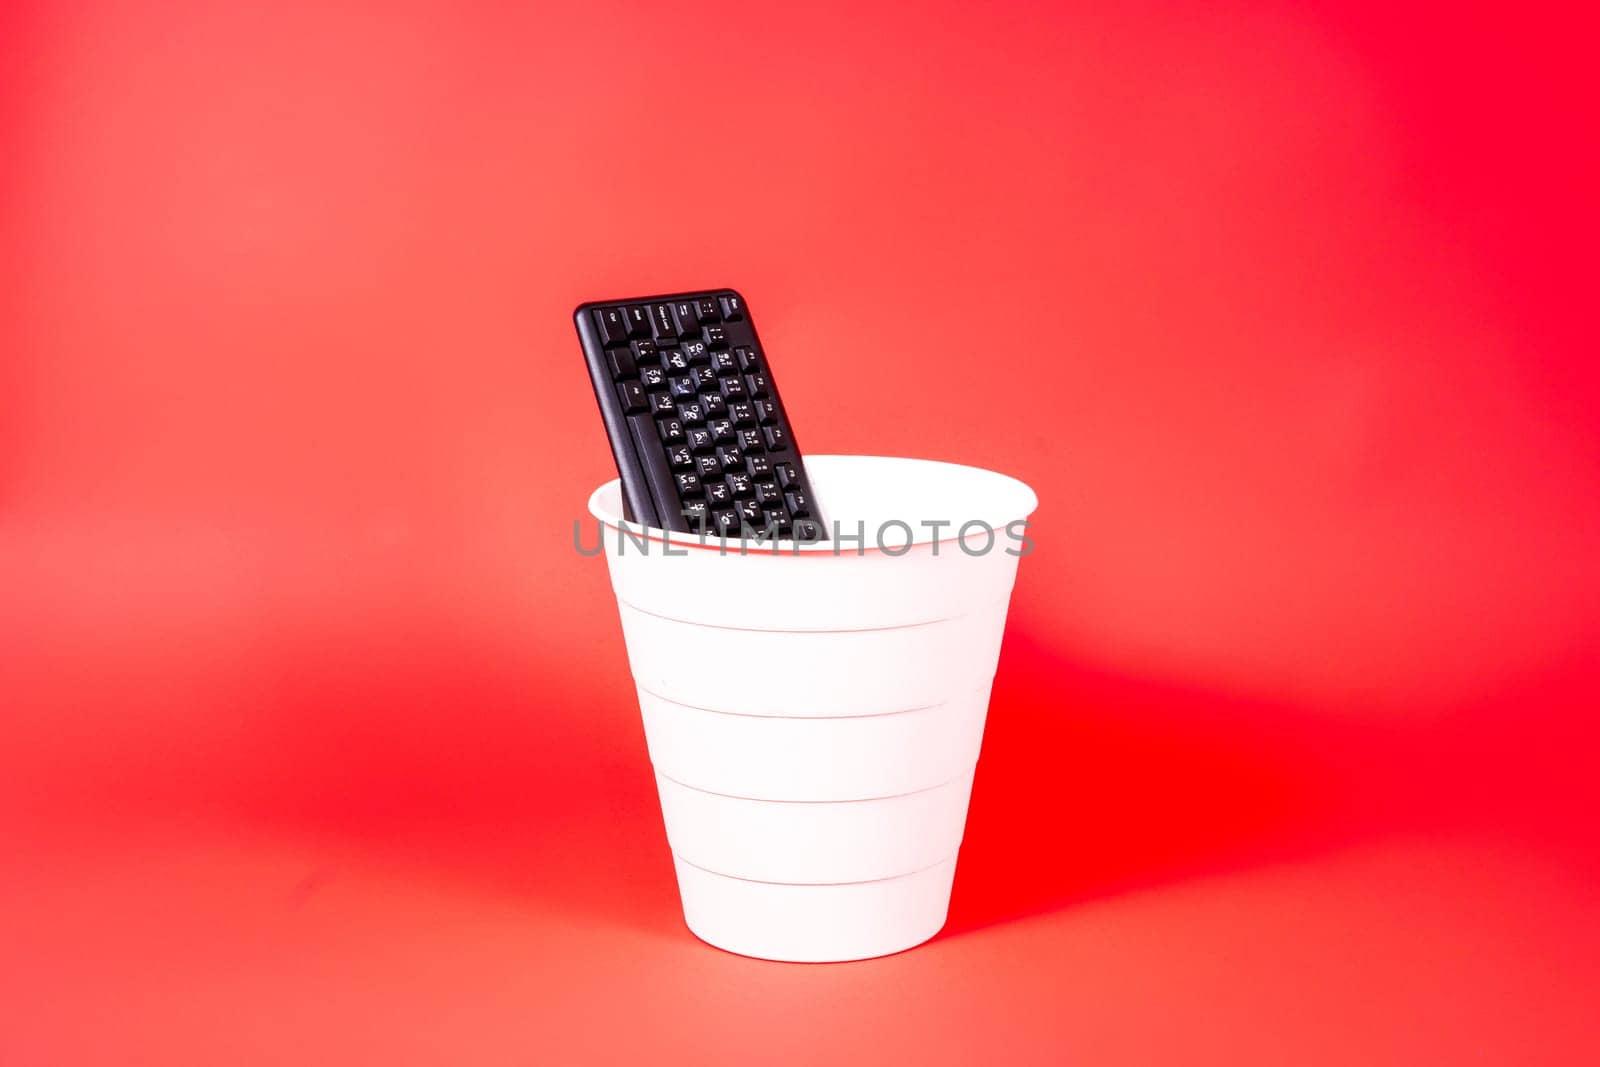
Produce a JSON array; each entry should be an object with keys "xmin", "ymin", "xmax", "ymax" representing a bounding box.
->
[{"xmin": 3, "ymin": 1, "xmax": 1597, "ymax": 1063}]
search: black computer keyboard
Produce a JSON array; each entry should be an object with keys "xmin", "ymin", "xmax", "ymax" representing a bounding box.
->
[{"xmin": 575, "ymin": 289, "xmax": 825, "ymax": 540}]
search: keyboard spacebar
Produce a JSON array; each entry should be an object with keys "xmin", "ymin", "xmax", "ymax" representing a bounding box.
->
[{"xmin": 626, "ymin": 413, "xmax": 682, "ymax": 532}]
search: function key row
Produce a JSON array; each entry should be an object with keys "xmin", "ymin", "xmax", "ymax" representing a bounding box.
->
[{"xmin": 593, "ymin": 295, "xmax": 745, "ymax": 347}]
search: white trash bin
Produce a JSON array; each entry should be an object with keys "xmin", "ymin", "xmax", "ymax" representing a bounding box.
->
[{"xmin": 587, "ymin": 455, "xmax": 1037, "ymax": 962}]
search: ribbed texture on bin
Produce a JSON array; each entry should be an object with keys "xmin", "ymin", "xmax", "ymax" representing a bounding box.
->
[{"xmin": 591, "ymin": 456, "xmax": 1036, "ymax": 961}]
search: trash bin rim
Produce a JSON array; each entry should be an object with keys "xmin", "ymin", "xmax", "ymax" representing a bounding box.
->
[{"xmin": 585, "ymin": 454, "xmax": 1038, "ymax": 556}]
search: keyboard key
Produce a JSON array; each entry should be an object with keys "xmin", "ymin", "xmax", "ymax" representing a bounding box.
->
[
  {"xmin": 747, "ymin": 454, "xmax": 772, "ymax": 476},
  {"xmin": 657, "ymin": 416, "xmax": 684, "ymax": 442},
  {"xmin": 702, "ymin": 393, "xmax": 727, "ymax": 417},
  {"xmin": 711, "ymin": 350, "xmax": 739, "ymax": 373},
  {"xmin": 717, "ymin": 446, "xmax": 744, "ymax": 469},
  {"xmin": 709, "ymin": 417, "xmax": 735, "ymax": 442},
  {"xmin": 720, "ymin": 293, "xmax": 745, "ymax": 320},
  {"xmin": 702, "ymin": 324, "xmax": 728, "ymax": 348},
  {"xmin": 706, "ymin": 481, "xmax": 732, "ymax": 505},
  {"xmin": 678, "ymin": 400, "xmax": 705, "ymax": 424},
  {"xmin": 674, "ymin": 471, "xmax": 702, "ymax": 496},
  {"xmin": 669, "ymin": 375, "xmax": 697, "ymax": 398},
  {"xmin": 754, "ymin": 480, "xmax": 781, "ymax": 505},
  {"xmin": 671, "ymin": 300, "xmax": 699, "ymax": 334},
  {"xmin": 737, "ymin": 347, "xmax": 763, "ymax": 371},
  {"xmin": 606, "ymin": 347, "xmax": 637, "ymax": 379},
  {"xmin": 640, "ymin": 365, "xmax": 666, "ymax": 389},
  {"xmin": 686, "ymin": 426, "xmax": 714, "ymax": 452},
  {"xmin": 754, "ymin": 399, "xmax": 778, "ymax": 423},
  {"xmin": 763, "ymin": 425, "xmax": 789, "ymax": 450},
  {"xmin": 667, "ymin": 444, "xmax": 692, "ymax": 468},
  {"xmin": 618, "ymin": 381, "xmax": 648, "ymax": 413},
  {"xmin": 784, "ymin": 489, "xmax": 811, "ymax": 516},
  {"xmin": 775, "ymin": 462, "xmax": 800, "ymax": 488},
  {"xmin": 680, "ymin": 499, "xmax": 709, "ymax": 528},
  {"xmin": 746, "ymin": 374, "xmax": 770, "ymax": 398},
  {"xmin": 649, "ymin": 303, "xmax": 678, "ymax": 341},
  {"xmin": 662, "ymin": 349, "xmax": 689, "ymax": 372},
  {"xmin": 692, "ymin": 365, "xmax": 717, "ymax": 388},
  {"xmin": 729, "ymin": 401, "xmax": 756, "ymax": 426},
  {"xmin": 793, "ymin": 519, "xmax": 822, "ymax": 541},
  {"xmin": 594, "ymin": 307, "xmax": 629, "ymax": 346},
  {"xmin": 712, "ymin": 510, "xmax": 740, "ymax": 536},
  {"xmin": 696, "ymin": 454, "xmax": 722, "ymax": 478},
  {"xmin": 681, "ymin": 338, "xmax": 709, "ymax": 364},
  {"xmin": 727, "ymin": 471, "xmax": 754, "ymax": 497},
  {"xmin": 763, "ymin": 507, "xmax": 790, "ymax": 533},
  {"xmin": 720, "ymin": 375, "xmax": 747, "ymax": 399},
  {"xmin": 736, "ymin": 498, "xmax": 763, "ymax": 526},
  {"xmin": 738, "ymin": 427, "xmax": 763, "ymax": 451},
  {"xmin": 695, "ymin": 297, "xmax": 721, "ymax": 322},
  {"xmin": 632, "ymin": 338, "xmax": 657, "ymax": 362},
  {"xmin": 649, "ymin": 391, "xmax": 675, "ymax": 415},
  {"xmin": 622, "ymin": 305, "xmax": 651, "ymax": 339}
]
